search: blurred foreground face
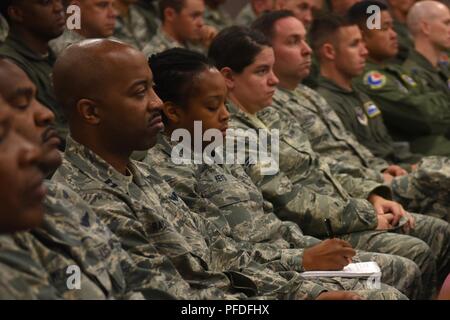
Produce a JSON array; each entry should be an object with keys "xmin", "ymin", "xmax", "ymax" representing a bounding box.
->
[
  {"xmin": 0, "ymin": 60, "xmax": 62, "ymax": 177},
  {"xmin": 0, "ymin": 97, "xmax": 46, "ymax": 234}
]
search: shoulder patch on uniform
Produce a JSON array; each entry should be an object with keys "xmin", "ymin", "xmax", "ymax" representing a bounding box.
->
[
  {"xmin": 364, "ymin": 101, "xmax": 381, "ymax": 118},
  {"xmin": 400, "ymin": 74, "xmax": 417, "ymax": 87},
  {"xmin": 364, "ymin": 71, "xmax": 386, "ymax": 89}
]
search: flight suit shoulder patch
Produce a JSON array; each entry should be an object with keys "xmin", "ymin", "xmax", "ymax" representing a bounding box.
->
[
  {"xmin": 401, "ymin": 74, "xmax": 417, "ymax": 87},
  {"xmin": 364, "ymin": 101, "xmax": 381, "ymax": 118},
  {"xmin": 364, "ymin": 71, "xmax": 387, "ymax": 89}
]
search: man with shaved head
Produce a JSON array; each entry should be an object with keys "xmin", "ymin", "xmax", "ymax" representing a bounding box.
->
[
  {"xmin": 0, "ymin": 56, "xmax": 215, "ymax": 300},
  {"xmin": 403, "ymin": 0, "xmax": 450, "ymax": 98}
]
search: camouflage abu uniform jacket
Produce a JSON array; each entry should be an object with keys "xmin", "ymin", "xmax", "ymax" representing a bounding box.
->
[
  {"xmin": 54, "ymin": 136, "xmax": 361, "ymax": 300},
  {"xmin": 227, "ymin": 100, "xmax": 388, "ymax": 238},
  {"xmin": 145, "ymin": 134, "xmax": 424, "ymax": 300}
]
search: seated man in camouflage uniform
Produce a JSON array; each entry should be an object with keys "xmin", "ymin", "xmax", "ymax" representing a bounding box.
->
[
  {"xmin": 0, "ymin": 101, "xmax": 62, "ymax": 299},
  {"xmin": 0, "ymin": 0, "xmax": 68, "ymax": 145},
  {"xmin": 51, "ymin": 39, "xmax": 407, "ymax": 300},
  {"xmin": 113, "ymin": 0, "xmax": 155, "ymax": 50},
  {"xmin": 208, "ymin": 25, "xmax": 450, "ymax": 299},
  {"xmin": 145, "ymin": 48, "xmax": 422, "ymax": 299},
  {"xmin": 403, "ymin": 1, "xmax": 450, "ymax": 99},
  {"xmin": 0, "ymin": 57, "xmax": 227, "ymax": 300},
  {"xmin": 350, "ymin": 1, "xmax": 450, "ymax": 157},
  {"xmin": 50, "ymin": 0, "xmax": 118, "ymax": 56},
  {"xmin": 143, "ymin": 0, "xmax": 214, "ymax": 57},
  {"xmin": 310, "ymin": 14, "xmax": 450, "ymax": 222}
]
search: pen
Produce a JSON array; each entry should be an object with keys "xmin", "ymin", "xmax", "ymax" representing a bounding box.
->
[{"xmin": 324, "ymin": 218, "xmax": 335, "ymax": 239}]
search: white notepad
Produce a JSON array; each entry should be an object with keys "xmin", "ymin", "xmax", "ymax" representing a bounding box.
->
[{"xmin": 300, "ymin": 262, "xmax": 382, "ymax": 278}]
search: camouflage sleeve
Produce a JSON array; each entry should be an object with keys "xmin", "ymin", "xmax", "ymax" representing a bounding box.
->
[
  {"xmin": 245, "ymin": 162, "xmax": 378, "ymax": 238},
  {"xmin": 325, "ymin": 155, "xmax": 385, "ymax": 183},
  {"xmin": 0, "ymin": 265, "xmax": 61, "ymax": 300},
  {"xmin": 354, "ymin": 76, "xmax": 450, "ymax": 136},
  {"xmin": 332, "ymin": 172, "xmax": 392, "ymax": 200},
  {"xmin": 77, "ymin": 190, "xmax": 231, "ymax": 300},
  {"xmin": 0, "ymin": 248, "xmax": 62, "ymax": 300},
  {"xmin": 153, "ymin": 162, "xmax": 310, "ymax": 273}
]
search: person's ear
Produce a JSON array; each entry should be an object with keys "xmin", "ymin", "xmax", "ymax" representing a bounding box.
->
[
  {"xmin": 164, "ymin": 7, "xmax": 177, "ymax": 23},
  {"xmin": 162, "ymin": 101, "xmax": 182, "ymax": 124},
  {"xmin": 322, "ymin": 43, "xmax": 336, "ymax": 61},
  {"xmin": 76, "ymin": 99, "xmax": 101, "ymax": 125},
  {"xmin": 220, "ymin": 67, "xmax": 236, "ymax": 90},
  {"xmin": 420, "ymin": 20, "xmax": 431, "ymax": 36}
]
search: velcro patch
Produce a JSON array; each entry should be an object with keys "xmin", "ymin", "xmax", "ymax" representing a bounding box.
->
[
  {"xmin": 401, "ymin": 74, "xmax": 417, "ymax": 87},
  {"xmin": 364, "ymin": 71, "xmax": 387, "ymax": 89},
  {"xmin": 364, "ymin": 101, "xmax": 381, "ymax": 118}
]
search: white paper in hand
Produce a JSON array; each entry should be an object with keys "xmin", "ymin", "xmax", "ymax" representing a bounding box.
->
[{"xmin": 300, "ymin": 262, "xmax": 381, "ymax": 278}]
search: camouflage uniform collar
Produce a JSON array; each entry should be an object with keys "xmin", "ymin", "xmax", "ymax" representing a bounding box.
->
[
  {"xmin": 64, "ymin": 135, "xmax": 134, "ymax": 192},
  {"xmin": 227, "ymin": 99, "xmax": 266, "ymax": 130},
  {"xmin": 274, "ymin": 86, "xmax": 293, "ymax": 102},
  {"xmin": 157, "ymin": 26, "xmax": 188, "ymax": 48},
  {"xmin": 3, "ymin": 31, "xmax": 56, "ymax": 62}
]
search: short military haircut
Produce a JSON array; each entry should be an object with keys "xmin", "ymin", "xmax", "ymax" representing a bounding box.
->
[
  {"xmin": 149, "ymin": 48, "xmax": 215, "ymax": 108},
  {"xmin": 310, "ymin": 14, "xmax": 353, "ymax": 53},
  {"xmin": 159, "ymin": 0, "xmax": 186, "ymax": 21},
  {"xmin": 347, "ymin": 0, "xmax": 388, "ymax": 31},
  {"xmin": 251, "ymin": 10, "xmax": 296, "ymax": 42},
  {"xmin": 208, "ymin": 26, "xmax": 270, "ymax": 73}
]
